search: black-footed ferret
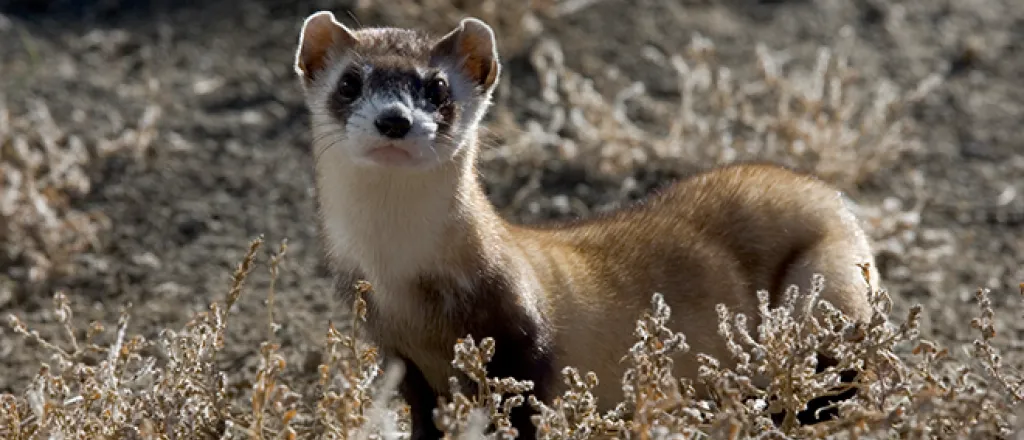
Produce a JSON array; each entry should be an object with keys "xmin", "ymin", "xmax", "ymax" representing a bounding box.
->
[{"xmin": 293, "ymin": 11, "xmax": 878, "ymax": 439}]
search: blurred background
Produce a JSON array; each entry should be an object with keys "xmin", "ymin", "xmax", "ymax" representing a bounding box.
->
[{"xmin": 1, "ymin": 0, "xmax": 1021, "ymax": 396}]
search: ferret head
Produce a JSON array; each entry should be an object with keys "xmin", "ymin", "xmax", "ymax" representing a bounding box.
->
[{"xmin": 295, "ymin": 12, "xmax": 501, "ymax": 170}]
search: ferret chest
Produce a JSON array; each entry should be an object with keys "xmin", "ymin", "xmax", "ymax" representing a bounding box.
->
[
  {"xmin": 357, "ymin": 275, "xmax": 476, "ymax": 389},
  {"xmin": 314, "ymin": 147, "xmax": 460, "ymax": 286},
  {"xmin": 361, "ymin": 272, "xmax": 554, "ymax": 393}
]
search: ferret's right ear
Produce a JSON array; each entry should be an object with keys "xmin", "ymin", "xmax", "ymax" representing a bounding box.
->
[
  {"xmin": 295, "ymin": 11, "xmax": 357, "ymax": 87},
  {"xmin": 431, "ymin": 18, "xmax": 501, "ymax": 92}
]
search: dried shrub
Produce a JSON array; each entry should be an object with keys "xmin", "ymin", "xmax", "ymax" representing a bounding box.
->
[
  {"xmin": 0, "ymin": 237, "xmax": 400, "ymax": 440},
  {"xmin": 3, "ymin": 4, "xmax": 1019, "ymax": 440},
  {"xmin": 4, "ymin": 236, "xmax": 1024, "ymax": 439},
  {"xmin": 483, "ymin": 27, "xmax": 942, "ymax": 224},
  {"xmin": 0, "ymin": 97, "xmax": 160, "ymax": 292}
]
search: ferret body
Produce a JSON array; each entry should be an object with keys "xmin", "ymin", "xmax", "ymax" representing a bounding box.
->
[{"xmin": 294, "ymin": 12, "xmax": 877, "ymax": 439}]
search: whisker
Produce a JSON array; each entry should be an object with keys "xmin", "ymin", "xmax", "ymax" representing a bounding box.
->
[
  {"xmin": 427, "ymin": 143, "xmax": 441, "ymax": 162},
  {"xmin": 311, "ymin": 130, "xmax": 347, "ymax": 163},
  {"xmin": 345, "ymin": 10, "xmax": 362, "ymax": 29},
  {"xmin": 314, "ymin": 141, "xmax": 332, "ymax": 163}
]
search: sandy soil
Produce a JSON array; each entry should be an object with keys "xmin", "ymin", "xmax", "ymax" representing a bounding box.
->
[{"xmin": 1, "ymin": 0, "xmax": 1021, "ymax": 397}]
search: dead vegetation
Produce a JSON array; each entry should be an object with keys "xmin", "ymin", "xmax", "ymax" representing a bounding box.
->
[
  {"xmin": 0, "ymin": 96, "xmax": 160, "ymax": 299},
  {"xmin": 3, "ymin": 238, "xmax": 1024, "ymax": 439},
  {"xmin": 499, "ymin": 27, "xmax": 943, "ymax": 188},
  {"xmin": 1, "ymin": 0, "xmax": 1022, "ymax": 438}
]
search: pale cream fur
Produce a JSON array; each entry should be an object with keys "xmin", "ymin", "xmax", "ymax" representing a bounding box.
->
[
  {"xmin": 510, "ymin": 165, "xmax": 880, "ymax": 405},
  {"xmin": 297, "ymin": 12, "xmax": 879, "ymax": 413}
]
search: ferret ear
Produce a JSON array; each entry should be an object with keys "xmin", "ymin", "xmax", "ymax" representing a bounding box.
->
[
  {"xmin": 295, "ymin": 11, "xmax": 357, "ymax": 86},
  {"xmin": 431, "ymin": 18, "xmax": 501, "ymax": 91}
]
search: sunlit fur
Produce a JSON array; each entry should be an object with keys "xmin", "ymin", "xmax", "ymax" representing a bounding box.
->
[
  {"xmin": 301, "ymin": 29, "xmax": 491, "ymax": 172},
  {"xmin": 299, "ymin": 23, "xmax": 499, "ymax": 314},
  {"xmin": 296, "ymin": 12, "xmax": 880, "ymax": 438}
]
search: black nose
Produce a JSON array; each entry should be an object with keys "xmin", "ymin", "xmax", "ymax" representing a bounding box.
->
[{"xmin": 374, "ymin": 112, "xmax": 412, "ymax": 139}]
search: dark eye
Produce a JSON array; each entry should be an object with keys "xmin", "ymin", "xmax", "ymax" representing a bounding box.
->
[
  {"xmin": 425, "ymin": 77, "xmax": 450, "ymax": 107},
  {"xmin": 337, "ymin": 69, "xmax": 362, "ymax": 101}
]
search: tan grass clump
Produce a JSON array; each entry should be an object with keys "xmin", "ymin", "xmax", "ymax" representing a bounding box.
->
[
  {"xmin": 484, "ymin": 27, "xmax": 942, "ymax": 209},
  {"xmin": 5, "ymin": 236, "xmax": 1024, "ymax": 439},
  {"xmin": 0, "ymin": 97, "xmax": 160, "ymax": 293}
]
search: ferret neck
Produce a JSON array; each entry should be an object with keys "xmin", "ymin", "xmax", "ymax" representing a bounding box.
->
[{"xmin": 314, "ymin": 135, "xmax": 502, "ymax": 290}]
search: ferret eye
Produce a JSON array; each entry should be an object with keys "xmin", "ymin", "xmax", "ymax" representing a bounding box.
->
[
  {"xmin": 425, "ymin": 77, "xmax": 450, "ymax": 107},
  {"xmin": 337, "ymin": 70, "xmax": 363, "ymax": 101}
]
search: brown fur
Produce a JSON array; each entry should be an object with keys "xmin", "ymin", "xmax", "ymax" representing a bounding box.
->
[
  {"xmin": 510, "ymin": 162, "xmax": 878, "ymax": 401},
  {"xmin": 295, "ymin": 13, "xmax": 878, "ymax": 439}
]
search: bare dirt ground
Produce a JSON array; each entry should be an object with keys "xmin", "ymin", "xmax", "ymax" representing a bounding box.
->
[{"xmin": 1, "ymin": 0, "xmax": 1022, "ymax": 413}]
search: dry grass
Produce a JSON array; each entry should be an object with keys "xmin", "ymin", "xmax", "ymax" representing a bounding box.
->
[
  {"xmin": 1, "ymin": 1, "xmax": 1019, "ymax": 439},
  {"xmin": 0, "ymin": 95, "xmax": 160, "ymax": 296},
  {"xmin": 474, "ymin": 26, "xmax": 940, "ymax": 228},
  {"xmin": 3, "ymin": 238, "xmax": 1024, "ymax": 439}
]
